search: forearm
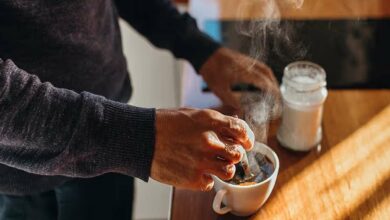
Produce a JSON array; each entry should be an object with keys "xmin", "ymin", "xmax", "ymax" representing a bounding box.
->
[
  {"xmin": 0, "ymin": 59, "xmax": 155, "ymax": 181},
  {"xmin": 114, "ymin": 0, "xmax": 221, "ymax": 71}
]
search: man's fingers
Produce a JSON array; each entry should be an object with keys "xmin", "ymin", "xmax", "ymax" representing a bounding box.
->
[
  {"xmin": 247, "ymin": 61, "xmax": 277, "ymax": 84},
  {"xmin": 202, "ymin": 156, "xmax": 236, "ymax": 180},
  {"xmin": 237, "ymin": 121, "xmax": 255, "ymax": 150},
  {"xmin": 241, "ymin": 70, "xmax": 282, "ymax": 118},
  {"xmin": 255, "ymin": 62, "xmax": 277, "ymax": 82},
  {"xmin": 239, "ymin": 71, "xmax": 275, "ymax": 92},
  {"xmin": 201, "ymin": 109, "xmax": 255, "ymax": 151},
  {"xmin": 212, "ymin": 86, "xmax": 240, "ymax": 110},
  {"xmin": 203, "ymin": 160, "xmax": 236, "ymax": 181},
  {"xmin": 237, "ymin": 62, "xmax": 279, "ymax": 95},
  {"xmin": 210, "ymin": 143, "xmax": 242, "ymax": 163},
  {"xmin": 200, "ymin": 174, "xmax": 214, "ymax": 191},
  {"xmin": 204, "ymin": 132, "xmax": 243, "ymax": 163},
  {"xmin": 211, "ymin": 117, "xmax": 254, "ymax": 151}
]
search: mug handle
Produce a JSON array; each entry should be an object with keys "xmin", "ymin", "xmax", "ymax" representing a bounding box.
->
[{"xmin": 212, "ymin": 189, "xmax": 232, "ymax": 215}]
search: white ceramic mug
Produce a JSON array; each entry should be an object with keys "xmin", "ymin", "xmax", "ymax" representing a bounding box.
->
[{"xmin": 212, "ymin": 142, "xmax": 279, "ymax": 216}]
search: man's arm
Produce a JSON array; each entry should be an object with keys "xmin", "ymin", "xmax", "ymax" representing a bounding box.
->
[
  {"xmin": 0, "ymin": 58, "xmax": 155, "ymax": 181},
  {"xmin": 114, "ymin": 0, "xmax": 220, "ymax": 71},
  {"xmin": 0, "ymin": 58, "xmax": 255, "ymax": 191},
  {"xmin": 114, "ymin": 1, "xmax": 280, "ymax": 110}
]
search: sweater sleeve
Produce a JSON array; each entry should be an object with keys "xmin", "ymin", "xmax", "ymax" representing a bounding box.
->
[
  {"xmin": 114, "ymin": 0, "xmax": 221, "ymax": 71},
  {"xmin": 0, "ymin": 58, "xmax": 155, "ymax": 181}
]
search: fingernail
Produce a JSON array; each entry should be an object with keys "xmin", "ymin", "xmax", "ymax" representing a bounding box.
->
[
  {"xmin": 202, "ymin": 181, "xmax": 214, "ymax": 191},
  {"xmin": 233, "ymin": 150, "xmax": 242, "ymax": 161},
  {"xmin": 224, "ymin": 164, "xmax": 235, "ymax": 175},
  {"xmin": 206, "ymin": 183, "xmax": 213, "ymax": 191}
]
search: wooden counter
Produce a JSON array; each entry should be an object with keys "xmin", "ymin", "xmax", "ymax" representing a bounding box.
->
[
  {"xmin": 192, "ymin": 0, "xmax": 390, "ymax": 20},
  {"xmin": 171, "ymin": 90, "xmax": 390, "ymax": 219}
]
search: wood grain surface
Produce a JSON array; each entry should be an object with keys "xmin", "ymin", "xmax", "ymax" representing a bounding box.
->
[
  {"xmin": 171, "ymin": 90, "xmax": 390, "ymax": 220},
  {"xmin": 213, "ymin": 0, "xmax": 390, "ymax": 19}
]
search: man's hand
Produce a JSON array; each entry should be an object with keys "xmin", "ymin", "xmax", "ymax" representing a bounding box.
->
[
  {"xmin": 151, "ymin": 108, "xmax": 254, "ymax": 191},
  {"xmin": 199, "ymin": 47, "xmax": 280, "ymax": 109}
]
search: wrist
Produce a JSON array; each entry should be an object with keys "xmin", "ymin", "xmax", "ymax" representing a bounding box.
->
[
  {"xmin": 100, "ymin": 100, "xmax": 156, "ymax": 181},
  {"xmin": 179, "ymin": 30, "xmax": 221, "ymax": 72}
]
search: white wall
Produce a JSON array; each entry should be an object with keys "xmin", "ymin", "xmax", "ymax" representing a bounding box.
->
[
  {"xmin": 119, "ymin": 19, "xmax": 179, "ymax": 220},
  {"xmin": 120, "ymin": 20, "xmax": 180, "ymax": 109}
]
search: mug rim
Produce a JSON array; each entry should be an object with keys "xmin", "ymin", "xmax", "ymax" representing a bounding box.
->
[{"xmin": 213, "ymin": 142, "xmax": 280, "ymax": 189}]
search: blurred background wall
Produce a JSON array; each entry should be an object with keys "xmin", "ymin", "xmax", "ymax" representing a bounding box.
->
[
  {"xmin": 119, "ymin": 19, "xmax": 180, "ymax": 219},
  {"xmin": 118, "ymin": 2, "xmax": 188, "ymax": 218}
]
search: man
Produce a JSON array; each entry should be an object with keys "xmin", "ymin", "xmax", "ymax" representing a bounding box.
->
[{"xmin": 0, "ymin": 0, "xmax": 278, "ymax": 219}]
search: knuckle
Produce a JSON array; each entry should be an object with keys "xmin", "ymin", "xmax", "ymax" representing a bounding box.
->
[
  {"xmin": 237, "ymin": 118, "xmax": 248, "ymax": 129},
  {"xmin": 263, "ymin": 65, "xmax": 273, "ymax": 74},
  {"xmin": 232, "ymin": 118, "xmax": 246, "ymax": 132},
  {"xmin": 193, "ymin": 109, "xmax": 210, "ymax": 121},
  {"xmin": 206, "ymin": 109, "xmax": 225, "ymax": 122},
  {"xmin": 224, "ymin": 145, "xmax": 240, "ymax": 159},
  {"xmin": 201, "ymin": 132, "xmax": 218, "ymax": 148},
  {"xmin": 196, "ymin": 109, "xmax": 222, "ymax": 126},
  {"xmin": 238, "ymin": 120, "xmax": 251, "ymax": 137},
  {"xmin": 203, "ymin": 109, "xmax": 216, "ymax": 118},
  {"xmin": 200, "ymin": 133, "xmax": 211, "ymax": 145}
]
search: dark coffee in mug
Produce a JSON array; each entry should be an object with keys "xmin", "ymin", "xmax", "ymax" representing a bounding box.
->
[{"xmin": 227, "ymin": 152, "xmax": 274, "ymax": 185}]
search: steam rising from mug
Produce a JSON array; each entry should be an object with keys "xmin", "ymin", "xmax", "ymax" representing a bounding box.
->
[
  {"xmin": 236, "ymin": 0, "xmax": 307, "ymax": 69},
  {"xmin": 240, "ymin": 92, "xmax": 281, "ymax": 143},
  {"xmin": 235, "ymin": 0, "xmax": 307, "ymax": 143},
  {"xmin": 234, "ymin": 0, "xmax": 306, "ymax": 179}
]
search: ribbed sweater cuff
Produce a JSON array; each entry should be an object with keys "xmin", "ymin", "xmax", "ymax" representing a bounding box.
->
[
  {"xmin": 100, "ymin": 100, "xmax": 156, "ymax": 182},
  {"xmin": 180, "ymin": 30, "xmax": 221, "ymax": 72}
]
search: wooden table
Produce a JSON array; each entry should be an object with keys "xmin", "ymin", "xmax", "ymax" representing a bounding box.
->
[
  {"xmin": 191, "ymin": 0, "xmax": 390, "ymax": 20},
  {"xmin": 171, "ymin": 90, "xmax": 390, "ymax": 219},
  {"xmin": 173, "ymin": 0, "xmax": 390, "ymax": 219}
]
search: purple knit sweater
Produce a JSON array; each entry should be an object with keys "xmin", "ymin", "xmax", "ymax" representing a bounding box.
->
[{"xmin": 0, "ymin": 0, "xmax": 220, "ymax": 195}]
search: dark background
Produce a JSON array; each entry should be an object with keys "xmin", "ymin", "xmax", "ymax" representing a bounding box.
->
[{"xmin": 203, "ymin": 19, "xmax": 390, "ymax": 90}]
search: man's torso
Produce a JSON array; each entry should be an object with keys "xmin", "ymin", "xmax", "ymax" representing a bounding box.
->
[{"xmin": 0, "ymin": 0, "xmax": 131, "ymax": 195}]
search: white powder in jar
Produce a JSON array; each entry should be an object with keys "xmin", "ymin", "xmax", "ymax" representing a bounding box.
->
[
  {"xmin": 277, "ymin": 102, "xmax": 323, "ymax": 151},
  {"xmin": 277, "ymin": 62, "xmax": 327, "ymax": 151}
]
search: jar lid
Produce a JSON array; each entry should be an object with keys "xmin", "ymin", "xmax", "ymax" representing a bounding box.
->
[{"xmin": 283, "ymin": 61, "xmax": 326, "ymax": 92}]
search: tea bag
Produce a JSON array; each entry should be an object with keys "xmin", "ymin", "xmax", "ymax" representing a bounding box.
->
[
  {"xmin": 234, "ymin": 146, "xmax": 253, "ymax": 183},
  {"xmin": 251, "ymin": 150, "xmax": 274, "ymax": 183},
  {"xmin": 230, "ymin": 149, "xmax": 274, "ymax": 184}
]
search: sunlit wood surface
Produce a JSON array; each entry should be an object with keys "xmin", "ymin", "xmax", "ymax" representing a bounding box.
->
[
  {"xmin": 192, "ymin": 0, "xmax": 390, "ymax": 20},
  {"xmin": 171, "ymin": 90, "xmax": 390, "ymax": 220}
]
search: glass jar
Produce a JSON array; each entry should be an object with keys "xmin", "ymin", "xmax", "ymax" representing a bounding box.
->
[{"xmin": 277, "ymin": 61, "xmax": 328, "ymax": 151}]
